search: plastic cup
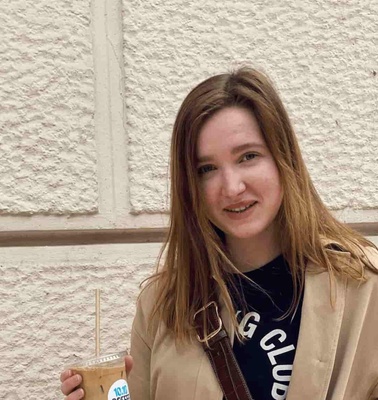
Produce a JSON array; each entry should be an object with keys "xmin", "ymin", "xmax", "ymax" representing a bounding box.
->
[{"xmin": 69, "ymin": 351, "xmax": 130, "ymax": 400}]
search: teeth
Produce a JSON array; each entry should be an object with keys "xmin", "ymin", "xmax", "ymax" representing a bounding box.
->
[{"xmin": 225, "ymin": 203, "xmax": 254, "ymax": 213}]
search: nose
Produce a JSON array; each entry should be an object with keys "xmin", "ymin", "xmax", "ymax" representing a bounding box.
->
[{"xmin": 221, "ymin": 169, "xmax": 246, "ymax": 198}]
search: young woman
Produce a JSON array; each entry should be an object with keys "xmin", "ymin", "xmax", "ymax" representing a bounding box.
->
[{"xmin": 61, "ymin": 68, "xmax": 378, "ymax": 400}]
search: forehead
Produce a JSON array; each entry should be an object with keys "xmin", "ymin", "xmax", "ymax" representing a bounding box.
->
[{"xmin": 196, "ymin": 107, "xmax": 265, "ymax": 157}]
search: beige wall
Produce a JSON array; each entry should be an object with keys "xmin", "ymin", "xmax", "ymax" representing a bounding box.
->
[
  {"xmin": 0, "ymin": 0, "xmax": 377, "ymax": 398},
  {"xmin": 0, "ymin": 243, "xmax": 160, "ymax": 399}
]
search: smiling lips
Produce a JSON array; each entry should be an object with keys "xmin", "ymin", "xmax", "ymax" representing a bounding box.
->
[{"xmin": 224, "ymin": 201, "xmax": 257, "ymax": 213}]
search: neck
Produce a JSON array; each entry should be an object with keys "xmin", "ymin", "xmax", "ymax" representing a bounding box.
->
[{"xmin": 226, "ymin": 227, "xmax": 281, "ymax": 272}]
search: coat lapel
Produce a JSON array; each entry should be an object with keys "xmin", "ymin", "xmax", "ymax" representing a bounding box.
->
[{"xmin": 287, "ymin": 261, "xmax": 347, "ymax": 400}]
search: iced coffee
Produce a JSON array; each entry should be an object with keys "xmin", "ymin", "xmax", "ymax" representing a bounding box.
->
[{"xmin": 70, "ymin": 351, "xmax": 130, "ymax": 400}]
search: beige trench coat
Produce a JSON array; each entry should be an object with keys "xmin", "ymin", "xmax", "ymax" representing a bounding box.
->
[{"xmin": 129, "ymin": 245, "xmax": 378, "ymax": 400}]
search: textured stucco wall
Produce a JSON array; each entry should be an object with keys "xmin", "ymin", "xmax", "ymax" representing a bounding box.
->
[
  {"xmin": 0, "ymin": 243, "xmax": 159, "ymax": 400},
  {"xmin": 0, "ymin": 0, "xmax": 97, "ymax": 215},
  {"xmin": 123, "ymin": 0, "xmax": 378, "ymax": 214}
]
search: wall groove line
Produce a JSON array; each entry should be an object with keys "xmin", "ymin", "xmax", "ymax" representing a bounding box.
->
[{"xmin": 0, "ymin": 223, "xmax": 377, "ymax": 247}]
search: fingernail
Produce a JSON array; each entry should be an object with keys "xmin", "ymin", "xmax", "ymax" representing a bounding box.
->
[
  {"xmin": 76, "ymin": 374, "xmax": 82, "ymax": 384},
  {"xmin": 79, "ymin": 389, "xmax": 85, "ymax": 398}
]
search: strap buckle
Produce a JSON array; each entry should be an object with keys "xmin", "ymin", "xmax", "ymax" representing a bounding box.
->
[{"xmin": 193, "ymin": 301, "xmax": 223, "ymax": 343}]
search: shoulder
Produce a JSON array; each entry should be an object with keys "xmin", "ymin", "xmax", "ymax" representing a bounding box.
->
[
  {"xmin": 322, "ymin": 237, "xmax": 378, "ymax": 273},
  {"xmin": 360, "ymin": 246, "xmax": 378, "ymax": 273},
  {"xmin": 347, "ymin": 245, "xmax": 378, "ymax": 289},
  {"xmin": 132, "ymin": 278, "xmax": 161, "ymax": 344},
  {"xmin": 134, "ymin": 279, "xmax": 159, "ymax": 322}
]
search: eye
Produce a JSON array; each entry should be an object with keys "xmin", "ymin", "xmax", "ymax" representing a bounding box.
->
[
  {"xmin": 197, "ymin": 164, "xmax": 216, "ymax": 175},
  {"xmin": 240, "ymin": 152, "xmax": 257, "ymax": 162}
]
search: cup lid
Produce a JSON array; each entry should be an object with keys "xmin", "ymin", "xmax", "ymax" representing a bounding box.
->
[{"xmin": 69, "ymin": 350, "xmax": 128, "ymax": 368}]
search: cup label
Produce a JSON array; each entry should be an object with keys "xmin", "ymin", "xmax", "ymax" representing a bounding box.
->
[{"xmin": 108, "ymin": 379, "xmax": 130, "ymax": 400}]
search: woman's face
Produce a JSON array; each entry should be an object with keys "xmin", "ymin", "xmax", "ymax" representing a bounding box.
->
[{"xmin": 196, "ymin": 106, "xmax": 283, "ymax": 244}]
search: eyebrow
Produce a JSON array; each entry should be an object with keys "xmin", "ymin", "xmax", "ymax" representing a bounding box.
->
[{"xmin": 197, "ymin": 142, "xmax": 266, "ymax": 163}]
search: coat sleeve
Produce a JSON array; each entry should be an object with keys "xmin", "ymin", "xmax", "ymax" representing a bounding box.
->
[{"xmin": 128, "ymin": 287, "xmax": 155, "ymax": 400}]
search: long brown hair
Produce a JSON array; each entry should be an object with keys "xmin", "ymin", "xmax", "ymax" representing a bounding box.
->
[{"xmin": 145, "ymin": 67, "xmax": 376, "ymax": 343}]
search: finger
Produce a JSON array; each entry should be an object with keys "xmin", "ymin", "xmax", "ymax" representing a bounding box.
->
[
  {"xmin": 64, "ymin": 388, "xmax": 84, "ymax": 400},
  {"xmin": 124, "ymin": 355, "xmax": 134, "ymax": 375},
  {"xmin": 60, "ymin": 369, "xmax": 72, "ymax": 383},
  {"xmin": 61, "ymin": 374, "xmax": 82, "ymax": 396}
]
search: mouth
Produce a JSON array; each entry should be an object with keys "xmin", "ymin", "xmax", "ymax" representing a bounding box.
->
[{"xmin": 224, "ymin": 202, "xmax": 256, "ymax": 214}]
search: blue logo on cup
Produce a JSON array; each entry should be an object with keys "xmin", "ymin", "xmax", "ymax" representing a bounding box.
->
[{"xmin": 108, "ymin": 379, "xmax": 130, "ymax": 400}]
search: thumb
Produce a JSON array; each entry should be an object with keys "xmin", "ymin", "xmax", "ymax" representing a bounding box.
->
[{"xmin": 124, "ymin": 355, "xmax": 134, "ymax": 375}]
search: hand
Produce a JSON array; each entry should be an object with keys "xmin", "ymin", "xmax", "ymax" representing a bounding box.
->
[
  {"xmin": 125, "ymin": 354, "xmax": 134, "ymax": 375},
  {"xmin": 60, "ymin": 370, "xmax": 84, "ymax": 400},
  {"xmin": 60, "ymin": 355, "xmax": 133, "ymax": 399}
]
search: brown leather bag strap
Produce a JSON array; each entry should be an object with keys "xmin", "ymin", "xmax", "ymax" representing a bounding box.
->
[{"xmin": 194, "ymin": 301, "xmax": 254, "ymax": 400}]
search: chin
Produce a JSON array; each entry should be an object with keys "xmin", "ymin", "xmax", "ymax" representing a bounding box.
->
[
  {"xmin": 224, "ymin": 228, "xmax": 262, "ymax": 241},
  {"xmin": 222, "ymin": 221, "xmax": 274, "ymax": 242}
]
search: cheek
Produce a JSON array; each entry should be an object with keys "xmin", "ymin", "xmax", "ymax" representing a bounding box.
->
[
  {"xmin": 260, "ymin": 168, "xmax": 283, "ymax": 205},
  {"xmin": 275, "ymin": 185, "xmax": 284, "ymax": 210},
  {"xmin": 271, "ymin": 174, "xmax": 284, "ymax": 208},
  {"xmin": 199, "ymin": 182, "xmax": 222, "ymax": 226},
  {"xmin": 200, "ymin": 180, "xmax": 218, "ymax": 208}
]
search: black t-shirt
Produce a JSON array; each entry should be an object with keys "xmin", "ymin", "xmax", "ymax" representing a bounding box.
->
[{"xmin": 225, "ymin": 255, "xmax": 304, "ymax": 400}]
